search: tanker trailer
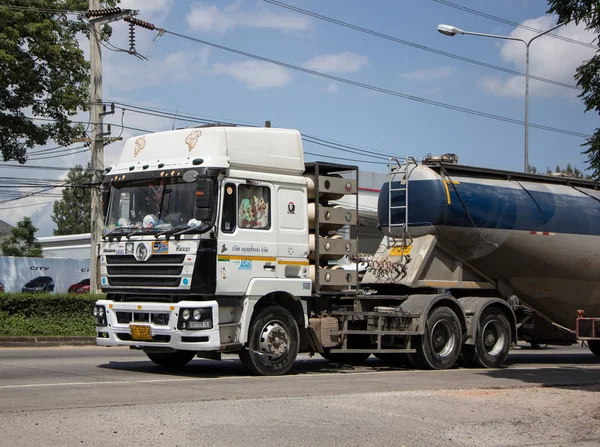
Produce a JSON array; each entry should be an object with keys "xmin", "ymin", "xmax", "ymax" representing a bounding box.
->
[{"xmin": 363, "ymin": 155, "xmax": 600, "ymax": 359}]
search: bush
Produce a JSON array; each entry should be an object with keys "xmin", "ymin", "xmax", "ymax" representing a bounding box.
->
[{"xmin": 0, "ymin": 293, "xmax": 104, "ymax": 336}]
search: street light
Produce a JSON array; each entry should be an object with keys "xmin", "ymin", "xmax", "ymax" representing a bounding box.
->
[{"xmin": 437, "ymin": 22, "xmax": 565, "ymax": 173}]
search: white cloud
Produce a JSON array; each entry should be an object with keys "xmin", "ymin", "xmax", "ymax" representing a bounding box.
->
[
  {"xmin": 323, "ymin": 83, "xmax": 339, "ymax": 93},
  {"xmin": 400, "ymin": 66, "xmax": 455, "ymax": 80},
  {"xmin": 213, "ymin": 61, "xmax": 292, "ymax": 89},
  {"xmin": 480, "ymin": 15, "xmax": 597, "ymax": 97},
  {"xmin": 303, "ymin": 52, "xmax": 368, "ymax": 74},
  {"xmin": 104, "ymin": 48, "xmax": 211, "ymax": 92},
  {"xmin": 186, "ymin": 3, "xmax": 311, "ymax": 34}
]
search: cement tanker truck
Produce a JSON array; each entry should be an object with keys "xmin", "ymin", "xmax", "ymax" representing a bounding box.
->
[
  {"xmin": 368, "ymin": 155, "xmax": 600, "ymax": 360},
  {"xmin": 93, "ymin": 126, "xmax": 599, "ymax": 375}
]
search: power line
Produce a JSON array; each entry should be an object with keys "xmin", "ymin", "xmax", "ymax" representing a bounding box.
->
[
  {"xmin": 0, "ymin": 164, "xmax": 82, "ymax": 171},
  {"xmin": 263, "ymin": 0, "xmax": 580, "ymax": 91},
  {"xmin": 433, "ymin": 0, "xmax": 597, "ymax": 49},
  {"xmin": 0, "ymin": 200, "xmax": 57, "ymax": 211},
  {"xmin": 160, "ymin": 28, "xmax": 591, "ymax": 139},
  {"xmin": 0, "ymin": 4, "xmax": 84, "ymax": 14}
]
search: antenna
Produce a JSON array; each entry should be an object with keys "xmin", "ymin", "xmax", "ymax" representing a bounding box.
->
[{"xmin": 172, "ymin": 102, "xmax": 180, "ymax": 130}]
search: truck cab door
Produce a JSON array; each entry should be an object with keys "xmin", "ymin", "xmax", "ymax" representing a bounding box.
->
[{"xmin": 216, "ymin": 180, "xmax": 278, "ymax": 295}]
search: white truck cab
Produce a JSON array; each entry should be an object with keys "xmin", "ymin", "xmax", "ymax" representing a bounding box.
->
[{"xmin": 95, "ymin": 125, "xmax": 357, "ymax": 375}]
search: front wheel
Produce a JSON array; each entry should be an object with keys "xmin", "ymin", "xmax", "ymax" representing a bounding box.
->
[
  {"xmin": 146, "ymin": 350, "xmax": 197, "ymax": 367},
  {"xmin": 410, "ymin": 306, "xmax": 462, "ymax": 370},
  {"xmin": 239, "ymin": 305, "xmax": 299, "ymax": 376},
  {"xmin": 589, "ymin": 340, "xmax": 600, "ymax": 356}
]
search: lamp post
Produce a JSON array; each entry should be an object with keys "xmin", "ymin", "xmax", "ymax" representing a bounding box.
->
[{"xmin": 437, "ymin": 23, "xmax": 565, "ymax": 173}]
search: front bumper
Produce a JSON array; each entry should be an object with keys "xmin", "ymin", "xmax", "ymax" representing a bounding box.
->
[{"xmin": 95, "ymin": 299, "xmax": 220, "ymax": 350}]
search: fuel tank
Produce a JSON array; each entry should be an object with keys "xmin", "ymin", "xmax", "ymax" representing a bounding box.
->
[{"xmin": 377, "ymin": 160, "xmax": 600, "ymax": 330}]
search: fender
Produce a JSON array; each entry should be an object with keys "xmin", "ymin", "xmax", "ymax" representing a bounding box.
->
[
  {"xmin": 458, "ymin": 296, "xmax": 517, "ymax": 345},
  {"xmin": 237, "ymin": 285, "xmax": 309, "ymax": 345},
  {"xmin": 399, "ymin": 294, "xmax": 467, "ymax": 336}
]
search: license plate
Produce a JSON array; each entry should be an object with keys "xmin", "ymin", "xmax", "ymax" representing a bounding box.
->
[
  {"xmin": 389, "ymin": 246, "xmax": 412, "ymax": 256},
  {"xmin": 130, "ymin": 324, "xmax": 152, "ymax": 341}
]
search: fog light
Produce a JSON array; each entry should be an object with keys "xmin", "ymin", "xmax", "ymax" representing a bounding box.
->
[
  {"xmin": 193, "ymin": 309, "xmax": 202, "ymax": 320},
  {"xmin": 182, "ymin": 309, "xmax": 191, "ymax": 321}
]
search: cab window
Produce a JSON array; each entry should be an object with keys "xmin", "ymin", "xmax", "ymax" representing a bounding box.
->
[{"xmin": 238, "ymin": 184, "xmax": 271, "ymax": 230}]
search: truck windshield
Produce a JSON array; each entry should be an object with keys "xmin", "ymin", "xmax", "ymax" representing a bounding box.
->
[{"xmin": 104, "ymin": 177, "xmax": 208, "ymax": 234}]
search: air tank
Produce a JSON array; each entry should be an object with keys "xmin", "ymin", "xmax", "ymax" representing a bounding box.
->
[{"xmin": 377, "ymin": 160, "xmax": 600, "ymax": 331}]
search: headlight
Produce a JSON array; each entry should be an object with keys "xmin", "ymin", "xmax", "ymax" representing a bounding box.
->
[
  {"xmin": 178, "ymin": 307, "xmax": 212, "ymax": 330},
  {"xmin": 94, "ymin": 305, "xmax": 107, "ymax": 327}
]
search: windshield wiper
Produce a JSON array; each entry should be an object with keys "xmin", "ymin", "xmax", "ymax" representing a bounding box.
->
[
  {"xmin": 126, "ymin": 228, "xmax": 160, "ymax": 239},
  {"xmin": 172, "ymin": 223, "xmax": 212, "ymax": 238},
  {"xmin": 153, "ymin": 225, "xmax": 189, "ymax": 239},
  {"xmin": 103, "ymin": 227, "xmax": 131, "ymax": 240}
]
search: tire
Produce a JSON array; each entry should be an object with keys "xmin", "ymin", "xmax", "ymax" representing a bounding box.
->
[
  {"xmin": 146, "ymin": 350, "xmax": 197, "ymax": 368},
  {"xmin": 468, "ymin": 309, "xmax": 511, "ymax": 368},
  {"xmin": 589, "ymin": 340, "xmax": 600, "ymax": 356},
  {"xmin": 239, "ymin": 305, "xmax": 299, "ymax": 376},
  {"xmin": 410, "ymin": 306, "xmax": 462, "ymax": 370}
]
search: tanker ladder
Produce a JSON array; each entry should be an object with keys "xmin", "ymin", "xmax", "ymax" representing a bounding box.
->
[{"xmin": 387, "ymin": 156, "xmax": 418, "ymax": 267}]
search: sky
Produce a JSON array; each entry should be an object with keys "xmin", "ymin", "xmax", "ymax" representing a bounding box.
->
[{"xmin": 1, "ymin": 0, "xmax": 598, "ymax": 237}]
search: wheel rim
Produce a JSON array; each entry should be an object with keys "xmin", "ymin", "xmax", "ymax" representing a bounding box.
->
[
  {"xmin": 430, "ymin": 320, "xmax": 456, "ymax": 358},
  {"xmin": 481, "ymin": 319, "xmax": 505, "ymax": 357},
  {"xmin": 258, "ymin": 320, "xmax": 289, "ymax": 361}
]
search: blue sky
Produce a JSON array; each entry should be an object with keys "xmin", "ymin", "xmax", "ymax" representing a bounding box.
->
[{"xmin": 1, "ymin": 0, "xmax": 598, "ymax": 236}]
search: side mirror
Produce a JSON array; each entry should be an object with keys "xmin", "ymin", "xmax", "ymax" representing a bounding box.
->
[{"xmin": 183, "ymin": 170, "xmax": 199, "ymax": 183}]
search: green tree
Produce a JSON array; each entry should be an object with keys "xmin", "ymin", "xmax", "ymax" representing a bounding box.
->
[
  {"xmin": 0, "ymin": 0, "xmax": 118, "ymax": 163},
  {"xmin": 547, "ymin": 1, "xmax": 600, "ymax": 179},
  {"xmin": 0, "ymin": 217, "xmax": 43, "ymax": 257},
  {"xmin": 51, "ymin": 163, "xmax": 93, "ymax": 235}
]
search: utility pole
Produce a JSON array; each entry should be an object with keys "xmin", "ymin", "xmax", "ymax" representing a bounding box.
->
[
  {"xmin": 89, "ymin": 0, "xmax": 103, "ymax": 294},
  {"xmin": 87, "ymin": 4, "xmax": 139, "ymax": 293}
]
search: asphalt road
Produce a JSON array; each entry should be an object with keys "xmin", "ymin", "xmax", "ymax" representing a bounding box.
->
[{"xmin": 0, "ymin": 344, "xmax": 599, "ymax": 446}]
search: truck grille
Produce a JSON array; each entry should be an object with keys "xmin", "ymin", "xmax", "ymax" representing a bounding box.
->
[{"xmin": 105, "ymin": 254, "xmax": 188, "ymax": 289}]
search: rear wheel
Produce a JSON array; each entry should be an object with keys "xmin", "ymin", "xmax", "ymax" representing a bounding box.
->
[
  {"xmin": 239, "ymin": 306, "xmax": 299, "ymax": 376},
  {"xmin": 464, "ymin": 309, "xmax": 511, "ymax": 368},
  {"xmin": 410, "ymin": 306, "xmax": 462, "ymax": 370},
  {"xmin": 588, "ymin": 340, "xmax": 600, "ymax": 356},
  {"xmin": 146, "ymin": 350, "xmax": 197, "ymax": 368}
]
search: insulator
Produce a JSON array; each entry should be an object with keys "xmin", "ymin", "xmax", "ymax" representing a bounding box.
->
[
  {"xmin": 129, "ymin": 22, "xmax": 136, "ymax": 54},
  {"xmin": 85, "ymin": 7, "xmax": 122, "ymax": 18},
  {"xmin": 124, "ymin": 16, "xmax": 156, "ymax": 30}
]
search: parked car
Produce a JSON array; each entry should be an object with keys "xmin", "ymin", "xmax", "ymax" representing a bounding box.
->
[
  {"xmin": 68, "ymin": 278, "xmax": 90, "ymax": 294},
  {"xmin": 22, "ymin": 276, "xmax": 55, "ymax": 293}
]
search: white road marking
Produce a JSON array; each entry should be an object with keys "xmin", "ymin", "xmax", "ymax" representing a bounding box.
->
[{"xmin": 0, "ymin": 364, "xmax": 598, "ymax": 389}]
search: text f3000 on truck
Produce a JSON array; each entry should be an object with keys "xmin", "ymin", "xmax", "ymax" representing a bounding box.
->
[{"xmin": 94, "ymin": 125, "xmax": 600, "ymax": 375}]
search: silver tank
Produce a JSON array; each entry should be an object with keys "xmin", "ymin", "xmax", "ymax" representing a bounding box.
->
[{"xmin": 377, "ymin": 160, "xmax": 600, "ymax": 330}]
